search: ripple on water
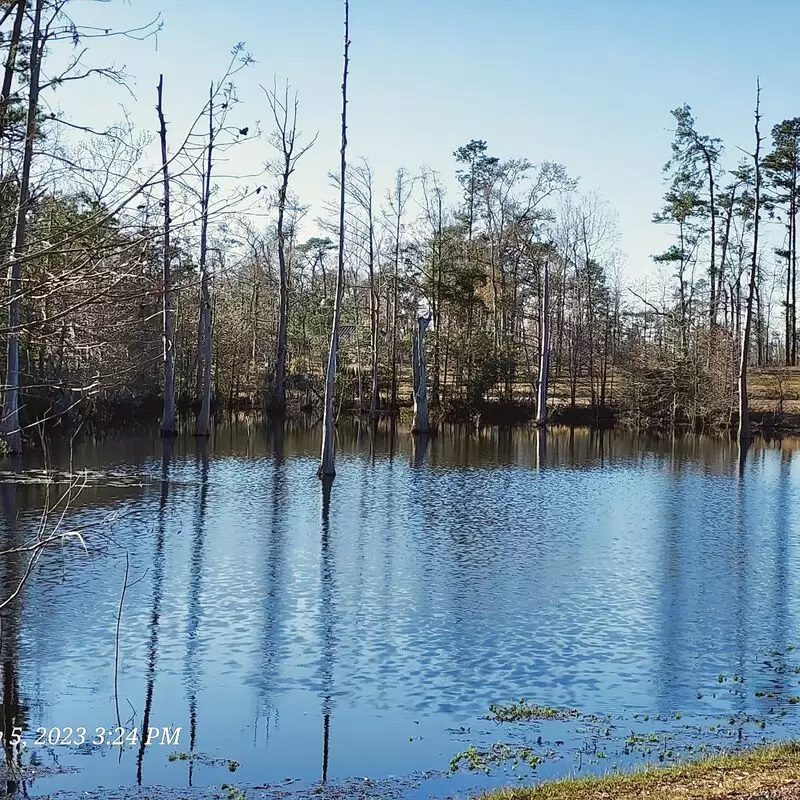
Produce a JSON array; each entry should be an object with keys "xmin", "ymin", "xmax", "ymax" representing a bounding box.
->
[{"xmin": 1, "ymin": 426, "xmax": 799, "ymax": 796}]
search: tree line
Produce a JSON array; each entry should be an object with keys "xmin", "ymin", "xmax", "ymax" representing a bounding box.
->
[{"xmin": 1, "ymin": 0, "xmax": 797, "ymax": 467}]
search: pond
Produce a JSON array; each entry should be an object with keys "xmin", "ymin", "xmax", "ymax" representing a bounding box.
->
[{"xmin": 0, "ymin": 421, "xmax": 799, "ymax": 799}]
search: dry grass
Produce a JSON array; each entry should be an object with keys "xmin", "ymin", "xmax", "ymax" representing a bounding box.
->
[
  {"xmin": 483, "ymin": 742, "xmax": 800, "ymax": 800},
  {"xmin": 749, "ymin": 368, "xmax": 800, "ymax": 413},
  {"xmin": 390, "ymin": 366, "xmax": 800, "ymax": 417}
]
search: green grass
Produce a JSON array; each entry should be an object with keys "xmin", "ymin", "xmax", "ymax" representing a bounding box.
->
[{"xmin": 479, "ymin": 741, "xmax": 800, "ymax": 799}]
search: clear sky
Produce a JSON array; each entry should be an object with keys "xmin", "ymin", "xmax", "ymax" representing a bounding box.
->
[{"xmin": 52, "ymin": 0, "xmax": 800, "ymax": 281}]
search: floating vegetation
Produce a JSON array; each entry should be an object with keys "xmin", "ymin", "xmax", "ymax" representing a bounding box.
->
[
  {"xmin": 456, "ymin": 648, "xmax": 800, "ymax": 789},
  {"xmin": 167, "ymin": 751, "xmax": 240, "ymax": 770},
  {"xmin": 487, "ymin": 699, "xmax": 582, "ymax": 722},
  {"xmin": 449, "ymin": 743, "xmax": 545, "ymax": 774}
]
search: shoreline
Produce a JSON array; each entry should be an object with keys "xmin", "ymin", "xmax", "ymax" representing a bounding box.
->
[{"xmin": 480, "ymin": 742, "xmax": 800, "ymax": 799}]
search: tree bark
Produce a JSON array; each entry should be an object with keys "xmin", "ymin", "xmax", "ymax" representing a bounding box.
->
[
  {"xmin": 157, "ymin": 75, "xmax": 177, "ymax": 436},
  {"xmin": 2, "ymin": 0, "xmax": 44, "ymax": 454},
  {"xmin": 318, "ymin": 0, "xmax": 349, "ymax": 478}
]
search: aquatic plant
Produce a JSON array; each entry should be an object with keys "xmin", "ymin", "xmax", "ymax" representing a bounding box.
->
[
  {"xmin": 450, "ymin": 743, "xmax": 544, "ymax": 774},
  {"xmin": 487, "ymin": 699, "xmax": 581, "ymax": 722},
  {"xmin": 167, "ymin": 750, "xmax": 241, "ymax": 770}
]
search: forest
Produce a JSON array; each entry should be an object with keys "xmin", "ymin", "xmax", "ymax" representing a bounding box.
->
[
  {"xmin": 4, "ymin": 6, "xmax": 800, "ymax": 800},
  {"xmin": 2, "ymin": 0, "xmax": 800, "ymax": 461}
]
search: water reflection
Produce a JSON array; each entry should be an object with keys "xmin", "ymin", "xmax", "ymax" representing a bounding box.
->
[
  {"xmin": 0, "ymin": 475, "xmax": 28, "ymax": 795},
  {"xmin": 410, "ymin": 435, "xmax": 429, "ymax": 468},
  {"xmin": 184, "ymin": 440, "xmax": 208, "ymax": 787},
  {"xmin": 254, "ymin": 425, "xmax": 288, "ymax": 748},
  {"xmin": 319, "ymin": 479, "xmax": 334, "ymax": 783},
  {"xmin": 0, "ymin": 422, "xmax": 797, "ymax": 795},
  {"xmin": 136, "ymin": 441, "xmax": 173, "ymax": 785}
]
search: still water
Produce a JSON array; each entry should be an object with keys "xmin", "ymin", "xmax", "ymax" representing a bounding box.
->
[{"xmin": 0, "ymin": 421, "xmax": 799, "ymax": 798}]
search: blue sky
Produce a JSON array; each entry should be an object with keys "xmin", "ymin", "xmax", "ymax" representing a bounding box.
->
[{"xmin": 53, "ymin": 0, "xmax": 800, "ymax": 280}]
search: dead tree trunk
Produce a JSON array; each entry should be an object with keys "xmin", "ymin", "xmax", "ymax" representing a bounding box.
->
[
  {"xmin": 738, "ymin": 80, "xmax": 762, "ymax": 442},
  {"xmin": 411, "ymin": 313, "xmax": 432, "ymax": 434},
  {"xmin": 368, "ymin": 212, "xmax": 379, "ymax": 420},
  {"xmin": 318, "ymin": 0, "xmax": 349, "ymax": 479},
  {"xmin": 536, "ymin": 259, "xmax": 550, "ymax": 426},
  {"xmin": 272, "ymin": 165, "xmax": 290, "ymax": 414},
  {"xmin": 157, "ymin": 75, "xmax": 177, "ymax": 436},
  {"xmin": 196, "ymin": 83, "xmax": 215, "ymax": 437},
  {"xmin": 2, "ymin": 0, "xmax": 43, "ymax": 454}
]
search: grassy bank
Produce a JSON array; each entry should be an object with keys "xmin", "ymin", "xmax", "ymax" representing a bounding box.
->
[{"xmin": 484, "ymin": 742, "xmax": 800, "ymax": 800}]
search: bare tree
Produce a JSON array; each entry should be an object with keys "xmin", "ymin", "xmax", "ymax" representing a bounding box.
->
[
  {"xmin": 386, "ymin": 167, "xmax": 413, "ymax": 411},
  {"xmin": 318, "ymin": 0, "xmax": 349, "ymax": 479},
  {"xmin": 195, "ymin": 83, "xmax": 215, "ymax": 437},
  {"xmin": 346, "ymin": 160, "xmax": 379, "ymax": 418},
  {"xmin": 264, "ymin": 81, "xmax": 317, "ymax": 413},
  {"xmin": 738, "ymin": 79, "xmax": 763, "ymax": 442},
  {"xmin": 156, "ymin": 75, "xmax": 176, "ymax": 436}
]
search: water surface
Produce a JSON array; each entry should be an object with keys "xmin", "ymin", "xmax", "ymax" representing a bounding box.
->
[{"xmin": 1, "ymin": 422, "xmax": 799, "ymax": 798}]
